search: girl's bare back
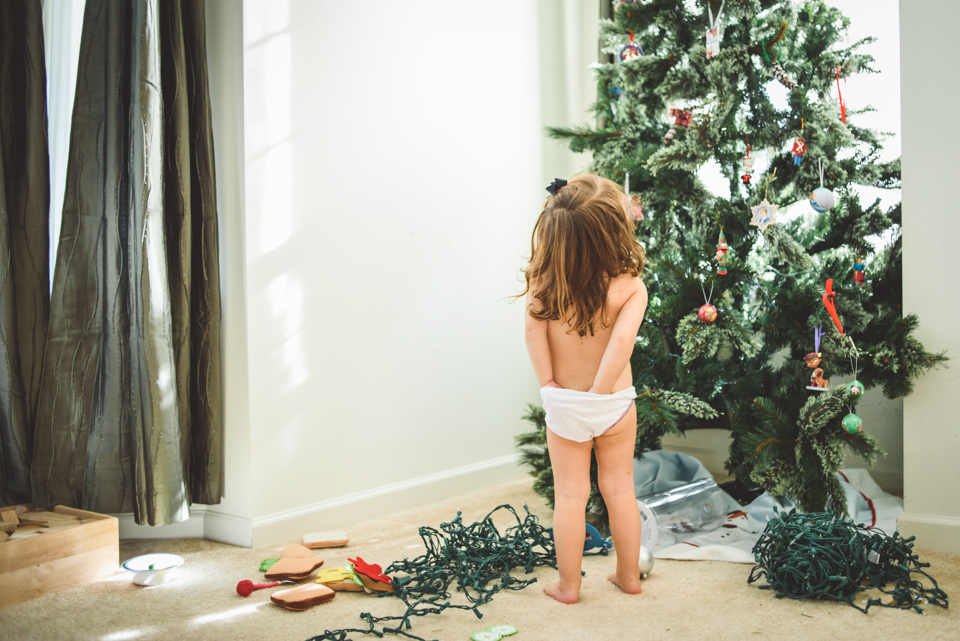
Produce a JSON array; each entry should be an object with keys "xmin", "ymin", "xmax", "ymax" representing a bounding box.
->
[{"xmin": 546, "ymin": 273, "xmax": 646, "ymax": 393}]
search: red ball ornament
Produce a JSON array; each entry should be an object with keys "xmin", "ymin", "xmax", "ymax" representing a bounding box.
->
[{"xmin": 698, "ymin": 303, "xmax": 718, "ymax": 323}]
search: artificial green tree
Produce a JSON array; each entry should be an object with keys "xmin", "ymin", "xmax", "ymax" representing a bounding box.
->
[{"xmin": 517, "ymin": 0, "xmax": 945, "ymax": 527}]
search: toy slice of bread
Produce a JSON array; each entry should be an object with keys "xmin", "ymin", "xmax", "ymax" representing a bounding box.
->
[
  {"xmin": 280, "ymin": 543, "xmax": 316, "ymax": 558},
  {"xmin": 264, "ymin": 557, "xmax": 324, "ymax": 580},
  {"xmin": 301, "ymin": 530, "xmax": 349, "ymax": 548},
  {"xmin": 270, "ymin": 584, "xmax": 335, "ymax": 611}
]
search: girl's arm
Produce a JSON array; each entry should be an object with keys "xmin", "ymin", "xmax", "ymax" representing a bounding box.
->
[
  {"xmin": 524, "ymin": 290, "xmax": 559, "ymax": 388},
  {"xmin": 590, "ymin": 278, "xmax": 648, "ymax": 394}
]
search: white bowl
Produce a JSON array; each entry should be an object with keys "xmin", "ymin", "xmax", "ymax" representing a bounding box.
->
[{"xmin": 122, "ymin": 553, "xmax": 184, "ymax": 586}]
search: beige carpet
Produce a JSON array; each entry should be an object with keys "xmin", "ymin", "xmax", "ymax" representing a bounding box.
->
[{"xmin": 1, "ymin": 476, "xmax": 957, "ymax": 641}]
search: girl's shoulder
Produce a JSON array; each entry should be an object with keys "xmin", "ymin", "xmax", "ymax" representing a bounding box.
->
[{"xmin": 607, "ymin": 273, "xmax": 646, "ymax": 298}]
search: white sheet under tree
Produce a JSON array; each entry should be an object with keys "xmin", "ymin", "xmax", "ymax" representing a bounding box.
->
[{"xmin": 632, "ymin": 450, "xmax": 903, "ymax": 564}]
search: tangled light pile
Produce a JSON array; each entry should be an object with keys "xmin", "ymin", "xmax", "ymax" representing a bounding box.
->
[
  {"xmin": 306, "ymin": 504, "xmax": 557, "ymax": 641},
  {"xmin": 749, "ymin": 510, "xmax": 949, "ymax": 614}
]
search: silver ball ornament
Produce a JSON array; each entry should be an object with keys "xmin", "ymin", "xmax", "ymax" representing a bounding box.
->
[
  {"xmin": 638, "ymin": 545, "xmax": 655, "ymax": 578},
  {"xmin": 809, "ymin": 187, "xmax": 836, "ymax": 213}
]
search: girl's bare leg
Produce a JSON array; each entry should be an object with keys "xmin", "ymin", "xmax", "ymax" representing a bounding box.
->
[
  {"xmin": 544, "ymin": 428, "xmax": 593, "ymax": 604},
  {"xmin": 594, "ymin": 403, "xmax": 643, "ymax": 594}
]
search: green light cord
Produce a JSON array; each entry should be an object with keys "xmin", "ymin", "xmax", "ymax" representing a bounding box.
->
[
  {"xmin": 305, "ymin": 504, "xmax": 557, "ymax": 641},
  {"xmin": 749, "ymin": 510, "xmax": 949, "ymax": 614}
]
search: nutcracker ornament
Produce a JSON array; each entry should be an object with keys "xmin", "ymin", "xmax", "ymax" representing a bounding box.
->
[
  {"xmin": 663, "ymin": 109, "xmax": 692, "ymax": 146},
  {"xmin": 716, "ymin": 229, "xmax": 729, "ymax": 275},
  {"xmin": 705, "ymin": 1, "xmax": 725, "ymax": 60},
  {"xmin": 853, "ymin": 255, "xmax": 865, "ymax": 286},
  {"xmin": 791, "ymin": 135, "xmax": 807, "ymax": 166}
]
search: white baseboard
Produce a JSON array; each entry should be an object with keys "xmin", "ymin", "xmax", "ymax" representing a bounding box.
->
[
  {"xmin": 112, "ymin": 453, "xmax": 524, "ymax": 549},
  {"xmin": 251, "ymin": 453, "xmax": 524, "ymax": 547},
  {"xmin": 113, "ymin": 506, "xmax": 252, "ymax": 548},
  {"xmin": 898, "ymin": 512, "xmax": 960, "ymax": 553}
]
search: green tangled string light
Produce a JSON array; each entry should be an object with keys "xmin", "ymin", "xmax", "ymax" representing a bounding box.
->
[
  {"xmin": 305, "ymin": 504, "xmax": 557, "ymax": 641},
  {"xmin": 749, "ymin": 510, "xmax": 949, "ymax": 614}
]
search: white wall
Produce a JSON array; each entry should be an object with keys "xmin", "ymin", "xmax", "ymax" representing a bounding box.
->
[
  {"xmin": 537, "ymin": 0, "xmax": 599, "ymax": 184},
  {"xmin": 239, "ymin": 0, "xmax": 545, "ymax": 545},
  {"xmin": 899, "ymin": 0, "xmax": 960, "ymax": 553}
]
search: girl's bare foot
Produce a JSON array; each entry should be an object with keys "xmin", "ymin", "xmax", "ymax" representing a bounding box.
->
[
  {"xmin": 544, "ymin": 581, "xmax": 579, "ymax": 604},
  {"xmin": 607, "ymin": 571, "xmax": 643, "ymax": 594}
]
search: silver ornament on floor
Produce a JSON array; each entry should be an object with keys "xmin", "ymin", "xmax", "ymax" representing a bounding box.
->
[{"xmin": 638, "ymin": 545, "xmax": 655, "ymax": 578}]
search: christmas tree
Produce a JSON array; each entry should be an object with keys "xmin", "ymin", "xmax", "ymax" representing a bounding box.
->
[{"xmin": 517, "ymin": 0, "xmax": 946, "ymax": 528}]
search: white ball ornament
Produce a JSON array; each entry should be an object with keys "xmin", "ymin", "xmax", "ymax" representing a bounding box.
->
[
  {"xmin": 638, "ymin": 545, "xmax": 655, "ymax": 577},
  {"xmin": 809, "ymin": 187, "xmax": 835, "ymax": 213}
]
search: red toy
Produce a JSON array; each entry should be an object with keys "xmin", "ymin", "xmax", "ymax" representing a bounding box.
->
[
  {"xmin": 347, "ymin": 557, "xmax": 392, "ymax": 585},
  {"xmin": 237, "ymin": 579, "xmax": 280, "ymax": 596}
]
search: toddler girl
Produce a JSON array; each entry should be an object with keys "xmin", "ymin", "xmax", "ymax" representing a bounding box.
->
[{"xmin": 521, "ymin": 173, "xmax": 647, "ymax": 604}]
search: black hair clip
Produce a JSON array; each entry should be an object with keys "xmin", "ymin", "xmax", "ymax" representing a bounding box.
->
[{"xmin": 546, "ymin": 178, "xmax": 568, "ymax": 195}]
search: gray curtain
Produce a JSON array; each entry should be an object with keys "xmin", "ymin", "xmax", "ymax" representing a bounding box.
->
[
  {"xmin": 0, "ymin": 0, "xmax": 50, "ymax": 506},
  {"xmin": 160, "ymin": 0, "xmax": 223, "ymax": 507},
  {"xmin": 30, "ymin": 0, "xmax": 222, "ymax": 525}
]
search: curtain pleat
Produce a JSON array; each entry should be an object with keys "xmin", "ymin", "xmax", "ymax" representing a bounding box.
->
[
  {"xmin": 160, "ymin": 0, "xmax": 222, "ymax": 506},
  {"xmin": 31, "ymin": 0, "xmax": 189, "ymax": 525},
  {"xmin": 0, "ymin": 0, "xmax": 50, "ymax": 506}
]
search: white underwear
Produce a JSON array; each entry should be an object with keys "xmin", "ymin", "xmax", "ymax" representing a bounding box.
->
[{"xmin": 540, "ymin": 386, "xmax": 637, "ymax": 443}]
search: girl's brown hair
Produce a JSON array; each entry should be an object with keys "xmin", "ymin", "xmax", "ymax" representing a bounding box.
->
[{"xmin": 521, "ymin": 173, "xmax": 645, "ymax": 337}]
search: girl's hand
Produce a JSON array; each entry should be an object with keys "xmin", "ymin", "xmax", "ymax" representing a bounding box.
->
[{"xmin": 544, "ymin": 380, "xmax": 561, "ymax": 388}]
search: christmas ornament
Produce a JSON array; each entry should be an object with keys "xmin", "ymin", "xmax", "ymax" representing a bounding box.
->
[
  {"xmin": 847, "ymin": 380, "xmax": 864, "ymax": 396},
  {"xmin": 770, "ymin": 61, "xmax": 796, "ymax": 89},
  {"xmin": 842, "ymin": 413, "xmax": 863, "ymax": 434},
  {"xmin": 808, "ymin": 367, "xmax": 829, "ymax": 390},
  {"xmin": 749, "ymin": 199, "xmax": 779, "ymax": 232},
  {"xmin": 716, "ymin": 228, "xmax": 729, "ymax": 275},
  {"xmin": 638, "ymin": 544, "xmax": 655, "ymax": 577},
  {"xmin": 620, "ymin": 31, "xmax": 643, "ymax": 61},
  {"xmin": 740, "ymin": 139, "xmax": 754, "ymax": 184},
  {"xmin": 698, "ymin": 303, "xmax": 718, "ymax": 323},
  {"xmin": 624, "ymin": 171, "xmax": 643, "ymax": 221},
  {"xmin": 663, "ymin": 108, "xmax": 692, "ymax": 146},
  {"xmin": 809, "ymin": 188, "xmax": 835, "ymax": 212},
  {"xmin": 609, "ymin": 86, "xmax": 623, "ymax": 101},
  {"xmin": 805, "ymin": 326, "xmax": 828, "ymax": 391},
  {"xmin": 822, "ymin": 279, "xmax": 844, "ymax": 336},
  {"xmin": 853, "ymin": 255, "xmax": 865, "ymax": 286},
  {"xmin": 809, "ymin": 159, "xmax": 836, "ymax": 213},
  {"xmin": 791, "ymin": 136, "xmax": 806, "ymax": 166},
  {"xmin": 836, "ymin": 65, "xmax": 847, "ymax": 124},
  {"xmin": 698, "ymin": 280, "xmax": 718, "ymax": 322},
  {"xmin": 705, "ymin": 0, "xmax": 725, "ymax": 60},
  {"xmin": 761, "ymin": 33, "xmax": 796, "ymax": 88}
]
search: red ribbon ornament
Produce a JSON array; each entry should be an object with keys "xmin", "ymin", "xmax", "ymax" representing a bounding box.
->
[
  {"xmin": 822, "ymin": 279, "xmax": 844, "ymax": 336},
  {"xmin": 836, "ymin": 66, "xmax": 846, "ymax": 124},
  {"xmin": 348, "ymin": 557, "xmax": 392, "ymax": 584}
]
